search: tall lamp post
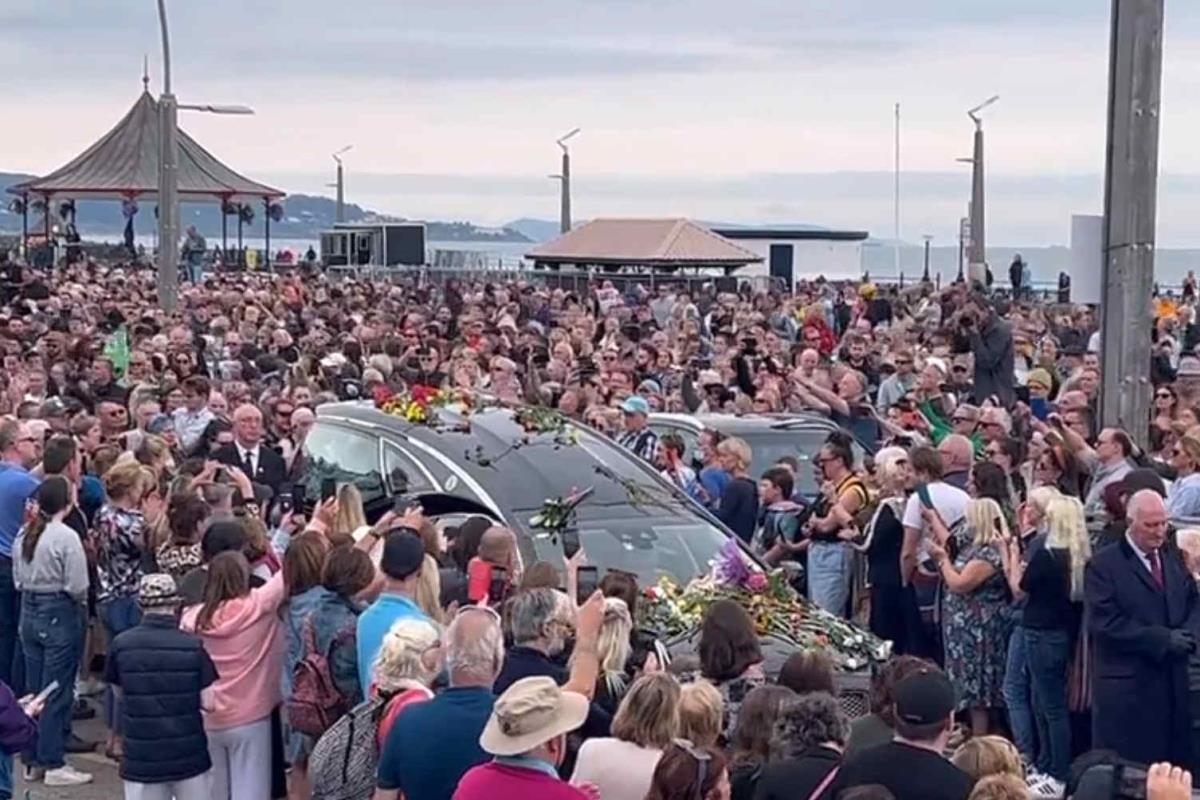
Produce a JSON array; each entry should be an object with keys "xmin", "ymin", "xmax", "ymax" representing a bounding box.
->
[
  {"xmin": 556, "ymin": 128, "xmax": 580, "ymax": 233},
  {"xmin": 922, "ymin": 235, "xmax": 933, "ymax": 283},
  {"xmin": 155, "ymin": 0, "xmax": 253, "ymax": 312},
  {"xmin": 332, "ymin": 145, "xmax": 352, "ymax": 223},
  {"xmin": 964, "ymin": 95, "xmax": 999, "ymax": 286}
]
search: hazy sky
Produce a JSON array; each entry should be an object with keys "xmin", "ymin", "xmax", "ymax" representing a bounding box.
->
[{"xmin": 5, "ymin": 1, "xmax": 1200, "ymax": 245}]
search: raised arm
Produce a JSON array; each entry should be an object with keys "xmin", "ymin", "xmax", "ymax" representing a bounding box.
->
[{"xmin": 798, "ymin": 377, "xmax": 849, "ymax": 418}]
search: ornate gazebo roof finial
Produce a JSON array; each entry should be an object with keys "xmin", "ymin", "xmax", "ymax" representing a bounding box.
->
[{"xmin": 142, "ymin": 54, "xmax": 149, "ymax": 92}]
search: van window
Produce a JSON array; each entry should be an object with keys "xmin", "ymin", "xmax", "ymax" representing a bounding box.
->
[
  {"xmin": 303, "ymin": 423, "xmax": 385, "ymax": 505},
  {"xmin": 383, "ymin": 442, "xmax": 436, "ymax": 495}
]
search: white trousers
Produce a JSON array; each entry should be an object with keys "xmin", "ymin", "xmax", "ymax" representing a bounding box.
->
[
  {"xmin": 207, "ymin": 716, "xmax": 272, "ymax": 800},
  {"xmin": 123, "ymin": 771, "xmax": 213, "ymax": 800}
]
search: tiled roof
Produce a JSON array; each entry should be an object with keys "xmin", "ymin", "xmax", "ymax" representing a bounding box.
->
[{"xmin": 527, "ymin": 218, "xmax": 762, "ymax": 265}]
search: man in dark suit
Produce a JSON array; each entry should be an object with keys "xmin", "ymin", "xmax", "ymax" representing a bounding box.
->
[
  {"xmin": 214, "ymin": 403, "xmax": 286, "ymax": 496},
  {"xmin": 1086, "ymin": 489, "xmax": 1200, "ymax": 768}
]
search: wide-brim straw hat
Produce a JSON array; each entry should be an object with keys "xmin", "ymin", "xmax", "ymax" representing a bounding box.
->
[{"xmin": 479, "ymin": 676, "xmax": 589, "ymax": 757}]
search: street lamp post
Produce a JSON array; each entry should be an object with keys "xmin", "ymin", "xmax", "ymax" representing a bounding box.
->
[
  {"xmin": 556, "ymin": 128, "xmax": 580, "ymax": 233},
  {"xmin": 965, "ymin": 95, "xmax": 999, "ymax": 287},
  {"xmin": 155, "ymin": 0, "xmax": 178, "ymax": 312},
  {"xmin": 922, "ymin": 235, "xmax": 933, "ymax": 283},
  {"xmin": 155, "ymin": 0, "xmax": 253, "ymax": 312},
  {"xmin": 332, "ymin": 145, "xmax": 352, "ymax": 223}
]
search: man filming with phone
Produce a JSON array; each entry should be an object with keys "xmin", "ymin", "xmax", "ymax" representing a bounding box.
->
[
  {"xmin": 802, "ymin": 440, "xmax": 868, "ymax": 617},
  {"xmin": 900, "ymin": 446, "xmax": 970, "ymax": 659}
]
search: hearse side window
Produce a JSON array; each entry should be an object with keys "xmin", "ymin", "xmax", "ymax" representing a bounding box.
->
[
  {"xmin": 649, "ymin": 424, "xmax": 700, "ymax": 467},
  {"xmin": 303, "ymin": 423, "xmax": 385, "ymax": 505},
  {"xmin": 382, "ymin": 443, "xmax": 435, "ymax": 496}
]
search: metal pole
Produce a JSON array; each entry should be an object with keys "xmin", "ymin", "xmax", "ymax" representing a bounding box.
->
[
  {"xmin": 560, "ymin": 149, "xmax": 571, "ymax": 233},
  {"xmin": 957, "ymin": 217, "xmax": 966, "ymax": 282},
  {"xmin": 221, "ymin": 202, "xmax": 228, "ymax": 257},
  {"xmin": 922, "ymin": 235, "xmax": 932, "ymax": 283},
  {"xmin": 1099, "ymin": 0, "xmax": 1163, "ymax": 448},
  {"xmin": 20, "ymin": 194, "xmax": 27, "ymax": 258},
  {"xmin": 335, "ymin": 162, "xmax": 345, "ymax": 223},
  {"xmin": 156, "ymin": 0, "xmax": 171, "ymax": 95},
  {"xmin": 968, "ymin": 122, "xmax": 986, "ymax": 285},
  {"xmin": 155, "ymin": 0, "xmax": 178, "ymax": 311},
  {"xmin": 264, "ymin": 198, "xmax": 271, "ymax": 271},
  {"xmin": 893, "ymin": 102, "xmax": 901, "ymax": 278}
]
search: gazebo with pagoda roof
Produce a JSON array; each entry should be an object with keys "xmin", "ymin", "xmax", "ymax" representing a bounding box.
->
[{"xmin": 7, "ymin": 73, "xmax": 284, "ymax": 262}]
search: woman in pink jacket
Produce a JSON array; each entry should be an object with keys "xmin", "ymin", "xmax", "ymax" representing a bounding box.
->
[{"xmin": 181, "ymin": 551, "xmax": 286, "ymax": 800}]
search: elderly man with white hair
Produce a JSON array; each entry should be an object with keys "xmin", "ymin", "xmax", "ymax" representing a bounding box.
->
[{"xmin": 1085, "ymin": 489, "xmax": 1200, "ymax": 768}]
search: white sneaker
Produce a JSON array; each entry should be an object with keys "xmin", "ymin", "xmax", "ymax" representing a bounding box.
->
[
  {"xmin": 22, "ymin": 764, "xmax": 44, "ymax": 782},
  {"xmin": 1026, "ymin": 771, "xmax": 1065, "ymax": 798},
  {"xmin": 43, "ymin": 765, "xmax": 93, "ymax": 787},
  {"xmin": 75, "ymin": 676, "xmax": 104, "ymax": 697}
]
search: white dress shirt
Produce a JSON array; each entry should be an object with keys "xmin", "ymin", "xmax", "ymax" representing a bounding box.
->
[
  {"xmin": 237, "ymin": 444, "xmax": 260, "ymax": 477},
  {"xmin": 1125, "ymin": 532, "xmax": 1157, "ymax": 577}
]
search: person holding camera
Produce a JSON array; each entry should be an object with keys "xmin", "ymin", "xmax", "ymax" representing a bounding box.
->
[
  {"xmin": 1086, "ymin": 489, "xmax": 1200, "ymax": 769},
  {"xmin": 953, "ymin": 294, "xmax": 1015, "ymax": 410}
]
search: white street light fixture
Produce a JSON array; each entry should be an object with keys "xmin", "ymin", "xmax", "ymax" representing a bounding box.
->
[
  {"xmin": 331, "ymin": 145, "xmax": 353, "ymax": 222},
  {"xmin": 555, "ymin": 129, "xmax": 580, "ymax": 233}
]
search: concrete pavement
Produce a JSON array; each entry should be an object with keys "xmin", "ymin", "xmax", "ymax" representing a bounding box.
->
[{"xmin": 15, "ymin": 699, "xmax": 122, "ymax": 800}]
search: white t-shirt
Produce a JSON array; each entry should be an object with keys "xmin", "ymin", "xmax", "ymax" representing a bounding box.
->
[
  {"xmin": 572, "ymin": 738, "xmax": 663, "ymax": 800},
  {"xmin": 903, "ymin": 481, "xmax": 971, "ymax": 562}
]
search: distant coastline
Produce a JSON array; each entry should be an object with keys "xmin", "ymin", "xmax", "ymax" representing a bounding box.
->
[{"xmin": 0, "ymin": 171, "xmax": 537, "ymax": 244}]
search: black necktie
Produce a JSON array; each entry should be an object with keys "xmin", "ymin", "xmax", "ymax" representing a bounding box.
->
[{"xmin": 243, "ymin": 448, "xmax": 255, "ymax": 477}]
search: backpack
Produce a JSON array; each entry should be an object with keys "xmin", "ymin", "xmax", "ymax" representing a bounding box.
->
[
  {"xmin": 287, "ymin": 616, "xmax": 354, "ymax": 738},
  {"xmin": 308, "ymin": 697, "xmax": 385, "ymax": 800}
]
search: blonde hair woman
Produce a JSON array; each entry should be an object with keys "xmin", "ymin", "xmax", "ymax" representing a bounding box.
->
[
  {"xmin": 360, "ymin": 617, "xmax": 444, "ymax": 764},
  {"xmin": 332, "ymin": 484, "xmax": 367, "ymax": 540},
  {"xmin": 594, "ymin": 598, "xmax": 634, "ymax": 715},
  {"xmin": 929, "ymin": 497, "xmax": 1013, "ymax": 737},
  {"xmin": 856, "ymin": 446, "xmax": 913, "ymax": 648},
  {"xmin": 677, "ymin": 679, "xmax": 723, "ymax": 749},
  {"xmin": 571, "ymin": 673, "xmax": 681, "ymax": 800},
  {"xmin": 1003, "ymin": 495, "xmax": 1091, "ymax": 782},
  {"xmin": 952, "ymin": 735, "xmax": 1024, "ymax": 783},
  {"xmin": 95, "ymin": 460, "xmax": 162, "ymax": 757},
  {"xmin": 998, "ymin": 483, "xmax": 1060, "ymax": 770},
  {"xmin": 715, "ymin": 436, "xmax": 758, "ymax": 544},
  {"xmin": 413, "ymin": 554, "xmax": 444, "ymax": 624}
]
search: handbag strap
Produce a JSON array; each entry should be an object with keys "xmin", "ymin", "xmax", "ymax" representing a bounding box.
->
[{"xmin": 807, "ymin": 766, "xmax": 840, "ymax": 800}]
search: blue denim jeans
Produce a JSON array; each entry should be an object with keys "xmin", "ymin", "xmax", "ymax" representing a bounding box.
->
[
  {"xmin": 808, "ymin": 541, "xmax": 852, "ymax": 617},
  {"xmin": 1002, "ymin": 625, "xmax": 1037, "ymax": 763},
  {"xmin": 98, "ymin": 594, "xmax": 142, "ymax": 733},
  {"xmin": 20, "ymin": 593, "xmax": 83, "ymax": 770},
  {"xmin": 0, "ymin": 557, "xmax": 24, "ymax": 698},
  {"xmin": 1025, "ymin": 627, "xmax": 1073, "ymax": 780}
]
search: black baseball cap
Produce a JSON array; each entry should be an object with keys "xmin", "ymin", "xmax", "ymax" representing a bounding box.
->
[
  {"xmin": 893, "ymin": 667, "xmax": 956, "ymax": 725},
  {"xmin": 380, "ymin": 529, "xmax": 425, "ymax": 581}
]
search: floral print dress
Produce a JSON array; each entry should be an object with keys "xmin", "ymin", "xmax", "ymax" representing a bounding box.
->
[
  {"xmin": 941, "ymin": 521, "xmax": 1014, "ymax": 709},
  {"xmin": 94, "ymin": 504, "xmax": 148, "ymax": 603}
]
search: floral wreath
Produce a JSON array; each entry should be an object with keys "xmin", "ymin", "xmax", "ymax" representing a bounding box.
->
[{"xmin": 373, "ymin": 384, "xmax": 471, "ymax": 427}]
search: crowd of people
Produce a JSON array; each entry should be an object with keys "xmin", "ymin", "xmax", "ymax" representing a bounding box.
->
[{"xmin": 0, "ymin": 253, "xmax": 1195, "ymax": 800}]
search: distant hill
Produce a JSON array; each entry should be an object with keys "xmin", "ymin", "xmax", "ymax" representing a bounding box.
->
[
  {"xmin": 504, "ymin": 218, "xmax": 562, "ymax": 242},
  {"xmin": 0, "ymin": 172, "xmax": 530, "ymax": 243}
]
